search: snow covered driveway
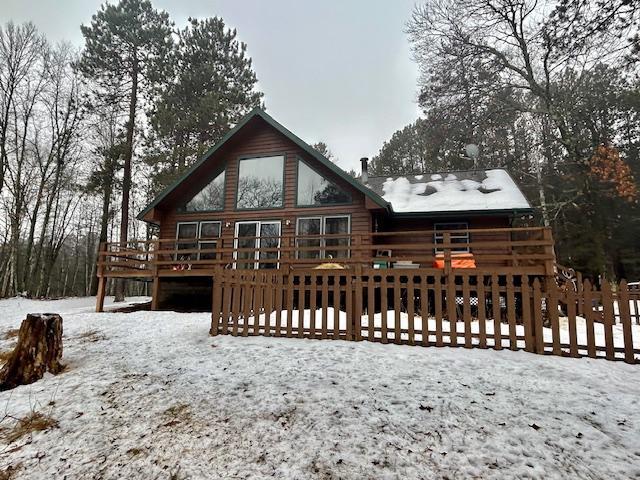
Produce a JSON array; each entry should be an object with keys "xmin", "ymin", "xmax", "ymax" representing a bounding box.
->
[{"xmin": 0, "ymin": 297, "xmax": 638, "ymax": 479}]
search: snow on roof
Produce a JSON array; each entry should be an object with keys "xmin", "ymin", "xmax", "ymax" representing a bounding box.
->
[{"xmin": 366, "ymin": 169, "xmax": 531, "ymax": 214}]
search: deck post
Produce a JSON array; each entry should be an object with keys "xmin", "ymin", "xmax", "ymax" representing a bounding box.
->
[
  {"xmin": 151, "ymin": 242, "xmax": 160, "ymax": 311},
  {"xmin": 151, "ymin": 277, "xmax": 160, "ymax": 311},
  {"xmin": 95, "ymin": 242, "xmax": 106, "ymax": 313},
  {"xmin": 96, "ymin": 276, "xmax": 106, "ymax": 313},
  {"xmin": 211, "ymin": 267, "xmax": 223, "ymax": 336},
  {"xmin": 542, "ymin": 228, "xmax": 555, "ymax": 279}
]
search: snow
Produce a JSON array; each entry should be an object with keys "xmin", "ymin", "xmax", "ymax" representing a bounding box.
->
[
  {"xmin": 382, "ymin": 169, "xmax": 531, "ymax": 213},
  {"xmin": 0, "ymin": 296, "xmax": 639, "ymax": 479}
]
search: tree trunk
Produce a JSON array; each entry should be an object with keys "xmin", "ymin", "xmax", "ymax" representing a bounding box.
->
[
  {"xmin": 0, "ymin": 314, "xmax": 64, "ymax": 391},
  {"xmin": 114, "ymin": 56, "xmax": 139, "ymax": 303}
]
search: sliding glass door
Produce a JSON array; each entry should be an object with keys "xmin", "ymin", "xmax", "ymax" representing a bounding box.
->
[{"xmin": 234, "ymin": 220, "xmax": 281, "ymax": 269}]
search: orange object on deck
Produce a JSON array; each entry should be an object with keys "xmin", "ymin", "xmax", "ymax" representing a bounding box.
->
[{"xmin": 433, "ymin": 253, "xmax": 476, "ymax": 269}]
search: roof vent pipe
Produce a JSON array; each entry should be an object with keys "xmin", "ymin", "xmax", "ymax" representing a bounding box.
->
[{"xmin": 360, "ymin": 157, "xmax": 369, "ymax": 184}]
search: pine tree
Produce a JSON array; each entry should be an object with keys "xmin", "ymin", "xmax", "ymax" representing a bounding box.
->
[
  {"xmin": 147, "ymin": 17, "xmax": 262, "ymax": 192},
  {"xmin": 78, "ymin": 0, "xmax": 173, "ymax": 301}
]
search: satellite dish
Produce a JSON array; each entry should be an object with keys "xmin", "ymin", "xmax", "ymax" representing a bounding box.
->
[
  {"xmin": 465, "ymin": 144, "xmax": 480, "ymax": 169},
  {"xmin": 465, "ymin": 144, "xmax": 480, "ymax": 159}
]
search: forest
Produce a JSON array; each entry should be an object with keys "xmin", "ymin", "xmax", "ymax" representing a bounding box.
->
[{"xmin": 0, "ymin": 0, "xmax": 638, "ymax": 300}]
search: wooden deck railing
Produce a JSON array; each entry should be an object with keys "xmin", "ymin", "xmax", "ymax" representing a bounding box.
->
[
  {"xmin": 96, "ymin": 226, "xmax": 555, "ymax": 278},
  {"xmin": 210, "ymin": 269, "xmax": 639, "ymax": 364}
]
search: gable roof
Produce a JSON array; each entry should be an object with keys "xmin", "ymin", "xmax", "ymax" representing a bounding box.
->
[
  {"xmin": 365, "ymin": 169, "xmax": 532, "ymax": 216},
  {"xmin": 137, "ymin": 107, "xmax": 390, "ymax": 221}
]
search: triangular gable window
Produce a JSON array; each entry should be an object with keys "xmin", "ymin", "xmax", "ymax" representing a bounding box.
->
[
  {"xmin": 181, "ymin": 169, "xmax": 225, "ymax": 212},
  {"xmin": 297, "ymin": 159, "xmax": 351, "ymax": 206}
]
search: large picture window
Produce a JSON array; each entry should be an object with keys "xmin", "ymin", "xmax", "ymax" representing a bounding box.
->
[
  {"xmin": 434, "ymin": 222, "xmax": 470, "ymax": 254},
  {"xmin": 236, "ymin": 155, "xmax": 284, "ymax": 209},
  {"xmin": 296, "ymin": 159, "xmax": 351, "ymax": 206},
  {"xmin": 181, "ymin": 169, "xmax": 225, "ymax": 212},
  {"xmin": 296, "ymin": 215, "xmax": 350, "ymax": 259}
]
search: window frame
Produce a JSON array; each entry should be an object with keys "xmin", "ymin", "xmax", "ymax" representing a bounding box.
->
[
  {"xmin": 198, "ymin": 221, "xmax": 222, "ymax": 261},
  {"xmin": 434, "ymin": 222, "xmax": 470, "ymax": 254},
  {"xmin": 235, "ymin": 153, "xmax": 286, "ymax": 211},
  {"xmin": 178, "ymin": 167, "xmax": 226, "ymax": 213},
  {"xmin": 175, "ymin": 221, "xmax": 199, "ymax": 261},
  {"xmin": 296, "ymin": 214, "xmax": 351, "ymax": 259},
  {"xmin": 295, "ymin": 156, "xmax": 352, "ymax": 208}
]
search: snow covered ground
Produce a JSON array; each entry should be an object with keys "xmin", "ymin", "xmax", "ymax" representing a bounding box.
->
[{"xmin": 0, "ymin": 297, "xmax": 639, "ymax": 479}]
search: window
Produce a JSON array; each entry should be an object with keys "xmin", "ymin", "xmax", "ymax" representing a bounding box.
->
[
  {"xmin": 236, "ymin": 155, "xmax": 284, "ymax": 209},
  {"xmin": 234, "ymin": 220, "xmax": 281, "ymax": 269},
  {"xmin": 296, "ymin": 159, "xmax": 351, "ymax": 206},
  {"xmin": 296, "ymin": 215, "xmax": 350, "ymax": 259},
  {"xmin": 181, "ymin": 170, "xmax": 225, "ymax": 212},
  {"xmin": 176, "ymin": 221, "xmax": 221, "ymax": 261},
  {"xmin": 176, "ymin": 222, "xmax": 198, "ymax": 261},
  {"xmin": 434, "ymin": 222, "xmax": 470, "ymax": 254},
  {"xmin": 198, "ymin": 221, "xmax": 222, "ymax": 260}
]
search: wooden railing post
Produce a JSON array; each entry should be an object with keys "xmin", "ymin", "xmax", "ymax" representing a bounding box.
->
[
  {"xmin": 210, "ymin": 266, "xmax": 223, "ymax": 336},
  {"xmin": 151, "ymin": 240, "xmax": 160, "ymax": 311},
  {"xmin": 542, "ymin": 228, "xmax": 555, "ymax": 278},
  {"xmin": 95, "ymin": 242, "xmax": 106, "ymax": 313}
]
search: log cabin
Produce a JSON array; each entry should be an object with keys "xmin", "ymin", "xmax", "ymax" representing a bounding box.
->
[{"xmin": 96, "ymin": 107, "xmax": 555, "ymax": 312}]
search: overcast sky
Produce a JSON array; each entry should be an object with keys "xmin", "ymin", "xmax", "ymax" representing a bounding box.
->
[{"xmin": 1, "ymin": 0, "xmax": 421, "ymax": 172}]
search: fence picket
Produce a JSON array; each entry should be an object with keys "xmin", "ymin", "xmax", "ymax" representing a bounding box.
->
[
  {"xmin": 321, "ymin": 273, "xmax": 329, "ymax": 339},
  {"xmin": 477, "ymin": 277, "xmax": 487, "ymax": 349},
  {"xmin": 491, "ymin": 274, "xmax": 502, "ymax": 350},
  {"xmin": 367, "ymin": 274, "xmax": 375, "ymax": 342},
  {"xmin": 286, "ymin": 273, "xmax": 294, "ymax": 338},
  {"xmin": 567, "ymin": 286, "xmax": 578, "ymax": 357},
  {"xmin": 521, "ymin": 279, "xmax": 533, "ymax": 352},
  {"xmin": 420, "ymin": 275, "xmax": 429, "ymax": 346},
  {"xmin": 346, "ymin": 273, "xmax": 354, "ymax": 340},
  {"xmin": 532, "ymin": 279, "xmax": 544, "ymax": 354},
  {"xmin": 264, "ymin": 273, "xmax": 273, "ymax": 336},
  {"xmin": 309, "ymin": 273, "xmax": 317, "ymax": 338},
  {"xmin": 447, "ymin": 273, "xmax": 457, "ymax": 347},
  {"xmin": 354, "ymin": 271, "xmax": 363, "ymax": 341},
  {"xmin": 231, "ymin": 272, "xmax": 240, "ymax": 336},
  {"xmin": 252, "ymin": 273, "xmax": 265, "ymax": 335},
  {"xmin": 242, "ymin": 274, "xmax": 250, "ymax": 337},
  {"xmin": 211, "ymin": 272, "xmax": 222, "ymax": 336},
  {"xmin": 462, "ymin": 274, "xmax": 472, "ymax": 349},
  {"xmin": 618, "ymin": 280, "xmax": 635, "ymax": 364},
  {"xmin": 583, "ymin": 280, "xmax": 596, "ymax": 358},
  {"xmin": 333, "ymin": 274, "xmax": 340, "ymax": 339},
  {"xmin": 602, "ymin": 281, "xmax": 615, "ymax": 360},
  {"xmin": 394, "ymin": 273, "xmax": 402, "ymax": 344},
  {"xmin": 547, "ymin": 278, "xmax": 561, "ymax": 355},
  {"xmin": 407, "ymin": 275, "xmax": 415, "ymax": 346},
  {"xmin": 299, "ymin": 274, "xmax": 306, "ymax": 338},
  {"xmin": 381, "ymin": 274, "xmax": 388, "ymax": 344},
  {"xmin": 221, "ymin": 274, "xmax": 231, "ymax": 335},
  {"xmin": 506, "ymin": 274, "xmax": 517, "ymax": 350},
  {"xmin": 434, "ymin": 273, "xmax": 443, "ymax": 347}
]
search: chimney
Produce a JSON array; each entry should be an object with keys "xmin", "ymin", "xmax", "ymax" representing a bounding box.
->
[{"xmin": 360, "ymin": 157, "xmax": 369, "ymax": 183}]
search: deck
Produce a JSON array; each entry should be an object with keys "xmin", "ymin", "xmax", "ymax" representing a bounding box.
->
[{"xmin": 96, "ymin": 226, "xmax": 556, "ymax": 280}]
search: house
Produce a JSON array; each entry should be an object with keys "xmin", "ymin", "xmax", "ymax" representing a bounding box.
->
[{"xmin": 96, "ymin": 107, "xmax": 552, "ymax": 312}]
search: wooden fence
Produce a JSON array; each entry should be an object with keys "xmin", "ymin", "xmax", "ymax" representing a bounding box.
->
[{"xmin": 210, "ymin": 269, "xmax": 639, "ymax": 364}]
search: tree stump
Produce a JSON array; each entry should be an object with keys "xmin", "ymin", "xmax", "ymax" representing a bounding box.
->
[{"xmin": 0, "ymin": 314, "xmax": 64, "ymax": 391}]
